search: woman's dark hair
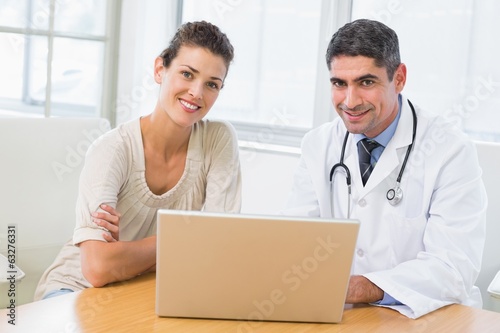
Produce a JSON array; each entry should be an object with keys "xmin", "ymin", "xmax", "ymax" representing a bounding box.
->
[
  {"xmin": 159, "ymin": 21, "xmax": 234, "ymax": 75},
  {"xmin": 326, "ymin": 19, "xmax": 401, "ymax": 80}
]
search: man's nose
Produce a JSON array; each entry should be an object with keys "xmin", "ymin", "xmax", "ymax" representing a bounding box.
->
[{"xmin": 343, "ymin": 86, "xmax": 362, "ymax": 109}]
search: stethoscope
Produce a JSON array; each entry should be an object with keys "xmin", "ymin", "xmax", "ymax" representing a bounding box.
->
[{"xmin": 329, "ymin": 100, "xmax": 417, "ymax": 218}]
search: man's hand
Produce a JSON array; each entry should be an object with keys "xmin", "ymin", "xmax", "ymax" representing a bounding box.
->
[{"xmin": 345, "ymin": 275, "xmax": 384, "ymax": 304}]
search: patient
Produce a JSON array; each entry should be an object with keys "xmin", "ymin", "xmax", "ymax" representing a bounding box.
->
[{"xmin": 34, "ymin": 21, "xmax": 241, "ymax": 300}]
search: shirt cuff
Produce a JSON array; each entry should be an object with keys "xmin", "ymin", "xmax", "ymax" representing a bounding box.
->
[{"xmin": 374, "ymin": 292, "xmax": 403, "ymax": 306}]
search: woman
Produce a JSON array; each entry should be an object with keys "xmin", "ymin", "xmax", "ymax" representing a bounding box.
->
[{"xmin": 35, "ymin": 21, "xmax": 241, "ymax": 300}]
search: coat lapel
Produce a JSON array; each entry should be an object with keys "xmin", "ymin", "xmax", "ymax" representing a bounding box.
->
[{"xmin": 353, "ymin": 99, "xmax": 415, "ymax": 196}]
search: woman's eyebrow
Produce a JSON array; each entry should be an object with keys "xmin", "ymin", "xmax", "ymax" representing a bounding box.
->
[{"xmin": 181, "ymin": 64, "xmax": 223, "ymax": 82}]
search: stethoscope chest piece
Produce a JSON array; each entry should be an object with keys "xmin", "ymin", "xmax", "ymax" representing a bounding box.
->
[{"xmin": 386, "ymin": 185, "xmax": 403, "ymax": 206}]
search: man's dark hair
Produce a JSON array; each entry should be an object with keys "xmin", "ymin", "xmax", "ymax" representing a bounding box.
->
[{"xmin": 325, "ymin": 19, "xmax": 401, "ymax": 80}]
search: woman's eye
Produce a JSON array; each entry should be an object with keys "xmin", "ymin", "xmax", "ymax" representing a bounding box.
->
[
  {"xmin": 207, "ymin": 82, "xmax": 220, "ymax": 90},
  {"xmin": 181, "ymin": 71, "xmax": 192, "ymax": 78}
]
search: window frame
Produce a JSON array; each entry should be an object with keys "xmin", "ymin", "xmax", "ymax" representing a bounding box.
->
[{"xmin": 0, "ymin": 0, "xmax": 122, "ymax": 119}]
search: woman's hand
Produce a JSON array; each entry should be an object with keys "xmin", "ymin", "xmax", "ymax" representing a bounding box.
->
[{"xmin": 92, "ymin": 204, "xmax": 121, "ymax": 242}]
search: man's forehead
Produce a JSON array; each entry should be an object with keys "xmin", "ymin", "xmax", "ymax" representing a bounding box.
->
[
  {"xmin": 329, "ymin": 56, "xmax": 387, "ymax": 79},
  {"xmin": 330, "ymin": 55, "xmax": 377, "ymax": 67}
]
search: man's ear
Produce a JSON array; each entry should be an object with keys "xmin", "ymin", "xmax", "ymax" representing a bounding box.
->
[
  {"xmin": 394, "ymin": 63, "xmax": 407, "ymax": 93},
  {"xmin": 154, "ymin": 57, "xmax": 164, "ymax": 84}
]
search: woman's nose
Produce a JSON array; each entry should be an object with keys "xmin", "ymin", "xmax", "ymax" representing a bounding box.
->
[{"xmin": 188, "ymin": 81, "xmax": 203, "ymax": 99}]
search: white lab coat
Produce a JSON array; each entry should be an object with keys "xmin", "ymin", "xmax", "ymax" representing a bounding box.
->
[{"xmin": 284, "ymin": 96, "xmax": 487, "ymax": 319}]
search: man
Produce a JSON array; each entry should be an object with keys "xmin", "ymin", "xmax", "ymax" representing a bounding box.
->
[{"xmin": 284, "ymin": 19, "xmax": 487, "ymax": 319}]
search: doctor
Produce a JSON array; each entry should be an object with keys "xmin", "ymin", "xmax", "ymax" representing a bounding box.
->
[{"xmin": 284, "ymin": 19, "xmax": 487, "ymax": 319}]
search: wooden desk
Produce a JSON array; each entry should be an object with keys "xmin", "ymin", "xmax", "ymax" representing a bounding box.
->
[{"xmin": 2, "ymin": 273, "xmax": 500, "ymax": 332}]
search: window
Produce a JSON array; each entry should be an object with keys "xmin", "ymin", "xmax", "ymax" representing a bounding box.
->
[
  {"xmin": 2, "ymin": 1, "xmax": 498, "ymax": 144},
  {"xmin": 351, "ymin": 0, "xmax": 500, "ymax": 142},
  {"xmin": 181, "ymin": 0, "xmax": 351, "ymax": 148},
  {"xmin": 114, "ymin": 0, "xmax": 180, "ymax": 127},
  {"xmin": 103, "ymin": 1, "xmax": 500, "ymax": 146},
  {"xmin": 0, "ymin": 0, "xmax": 121, "ymax": 118},
  {"xmin": 179, "ymin": 0, "xmax": 500, "ymax": 146}
]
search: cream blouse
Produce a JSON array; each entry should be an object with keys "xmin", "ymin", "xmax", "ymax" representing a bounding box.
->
[{"xmin": 35, "ymin": 118, "xmax": 242, "ymax": 300}]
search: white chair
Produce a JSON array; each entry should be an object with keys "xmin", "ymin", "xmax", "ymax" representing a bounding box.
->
[
  {"xmin": 0, "ymin": 117, "xmax": 110, "ymax": 306},
  {"xmin": 474, "ymin": 141, "xmax": 500, "ymax": 312}
]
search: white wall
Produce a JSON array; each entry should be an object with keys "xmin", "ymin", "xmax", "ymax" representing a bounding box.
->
[{"xmin": 239, "ymin": 148, "xmax": 300, "ymax": 215}]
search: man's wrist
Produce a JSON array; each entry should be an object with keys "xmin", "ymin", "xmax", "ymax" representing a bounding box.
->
[{"xmin": 345, "ymin": 275, "xmax": 383, "ymax": 303}]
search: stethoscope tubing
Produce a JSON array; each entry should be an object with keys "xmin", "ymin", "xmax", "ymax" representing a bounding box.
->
[{"xmin": 330, "ymin": 99, "xmax": 417, "ymax": 217}]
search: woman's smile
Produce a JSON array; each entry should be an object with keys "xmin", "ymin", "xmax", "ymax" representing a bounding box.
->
[{"xmin": 179, "ymin": 98, "xmax": 201, "ymax": 112}]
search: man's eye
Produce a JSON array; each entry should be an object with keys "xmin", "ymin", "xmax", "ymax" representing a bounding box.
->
[
  {"xmin": 361, "ymin": 80, "xmax": 374, "ymax": 86},
  {"xmin": 332, "ymin": 81, "xmax": 345, "ymax": 87}
]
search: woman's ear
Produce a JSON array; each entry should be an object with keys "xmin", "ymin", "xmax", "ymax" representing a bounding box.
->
[{"xmin": 154, "ymin": 57, "xmax": 164, "ymax": 84}]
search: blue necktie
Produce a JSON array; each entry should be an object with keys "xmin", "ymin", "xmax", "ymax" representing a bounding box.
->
[{"xmin": 357, "ymin": 138, "xmax": 380, "ymax": 186}]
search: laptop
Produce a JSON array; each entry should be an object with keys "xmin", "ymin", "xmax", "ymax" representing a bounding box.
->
[{"xmin": 155, "ymin": 210, "xmax": 359, "ymax": 323}]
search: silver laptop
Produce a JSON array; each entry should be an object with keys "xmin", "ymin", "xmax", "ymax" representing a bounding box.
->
[{"xmin": 155, "ymin": 210, "xmax": 359, "ymax": 323}]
